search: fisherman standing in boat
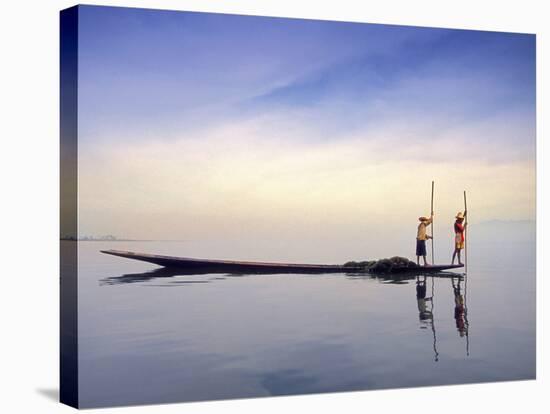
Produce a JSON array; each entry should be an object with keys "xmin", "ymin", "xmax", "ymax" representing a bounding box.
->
[
  {"xmin": 451, "ymin": 211, "xmax": 467, "ymax": 265},
  {"xmin": 416, "ymin": 213, "xmax": 433, "ymax": 266}
]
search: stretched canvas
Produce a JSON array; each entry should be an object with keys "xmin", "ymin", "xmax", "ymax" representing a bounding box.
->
[{"xmin": 60, "ymin": 5, "xmax": 536, "ymax": 409}]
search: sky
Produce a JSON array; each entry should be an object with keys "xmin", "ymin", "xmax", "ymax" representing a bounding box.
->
[{"xmin": 75, "ymin": 5, "xmax": 536, "ymax": 256}]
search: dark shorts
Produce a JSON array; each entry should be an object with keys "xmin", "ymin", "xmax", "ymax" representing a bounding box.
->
[{"xmin": 416, "ymin": 239, "xmax": 427, "ymax": 256}]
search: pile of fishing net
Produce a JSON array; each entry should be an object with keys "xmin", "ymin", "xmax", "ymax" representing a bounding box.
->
[{"xmin": 343, "ymin": 256, "xmax": 419, "ymax": 273}]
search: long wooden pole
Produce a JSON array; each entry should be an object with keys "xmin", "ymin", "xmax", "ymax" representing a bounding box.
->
[
  {"xmin": 463, "ymin": 190, "xmax": 468, "ymax": 273},
  {"xmin": 431, "ymin": 181, "xmax": 435, "ymax": 265}
]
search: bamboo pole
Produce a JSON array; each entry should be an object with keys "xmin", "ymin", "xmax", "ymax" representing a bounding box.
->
[
  {"xmin": 463, "ymin": 190, "xmax": 468, "ymax": 273},
  {"xmin": 431, "ymin": 181, "xmax": 435, "ymax": 265}
]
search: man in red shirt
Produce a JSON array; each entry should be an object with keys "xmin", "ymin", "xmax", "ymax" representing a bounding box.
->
[{"xmin": 451, "ymin": 211, "xmax": 467, "ymax": 265}]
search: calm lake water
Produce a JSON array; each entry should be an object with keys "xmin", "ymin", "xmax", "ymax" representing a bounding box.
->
[{"xmin": 75, "ymin": 228, "xmax": 535, "ymax": 408}]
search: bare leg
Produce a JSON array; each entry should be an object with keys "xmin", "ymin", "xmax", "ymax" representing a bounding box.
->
[
  {"xmin": 417, "ymin": 256, "xmax": 420, "ymax": 266},
  {"xmin": 423, "ymin": 255, "xmax": 428, "ymax": 266},
  {"xmin": 451, "ymin": 248, "xmax": 460, "ymax": 264}
]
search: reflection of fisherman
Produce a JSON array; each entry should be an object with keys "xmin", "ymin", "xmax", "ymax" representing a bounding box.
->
[
  {"xmin": 416, "ymin": 277, "xmax": 433, "ymax": 321},
  {"xmin": 452, "ymin": 278, "xmax": 467, "ymax": 337},
  {"xmin": 416, "ymin": 214, "xmax": 433, "ymax": 266},
  {"xmin": 416, "ymin": 276, "xmax": 439, "ymax": 361}
]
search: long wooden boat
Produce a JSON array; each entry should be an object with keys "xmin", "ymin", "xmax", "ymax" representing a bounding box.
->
[{"xmin": 101, "ymin": 250, "xmax": 464, "ymax": 274}]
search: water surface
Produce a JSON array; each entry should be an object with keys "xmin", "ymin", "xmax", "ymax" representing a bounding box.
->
[{"xmin": 76, "ymin": 233, "xmax": 535, "ymax": 408}]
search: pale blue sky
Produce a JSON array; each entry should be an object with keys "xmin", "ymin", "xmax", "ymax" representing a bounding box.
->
[{"xmin": 78, "ymin": 6, "xmax": 535, "ymax": 154}]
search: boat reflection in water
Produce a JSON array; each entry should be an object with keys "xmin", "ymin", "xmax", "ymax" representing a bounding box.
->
[
  {"xmin": 100, "ymin": 266, "xmax": 224, "ymax": 285},
  {"xmin": 100, "ymin": 267, "xmax": 470, "ymax": 360}
]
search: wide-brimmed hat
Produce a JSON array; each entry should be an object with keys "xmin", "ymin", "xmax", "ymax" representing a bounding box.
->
[
  {"xmin": 419, "ymin": 216, "xmax": 429, "ymax": 222},
  {"xmin": 455, "ymin": 212, "xmax": 464, "ymax": 219}
]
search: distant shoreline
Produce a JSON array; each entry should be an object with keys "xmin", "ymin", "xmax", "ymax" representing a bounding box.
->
[
  {"xmin": 60, "ymin": 239, "xmax": 149, "ymax": 242},
  {"xmin": 60, "ymin": 238, "xmax": 188, "ymax": 242}
]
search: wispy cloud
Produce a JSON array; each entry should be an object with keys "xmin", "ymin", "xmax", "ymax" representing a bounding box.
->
[{"xmin": 78, "ymin": 115, "xmax": 535, "ymax": 241}]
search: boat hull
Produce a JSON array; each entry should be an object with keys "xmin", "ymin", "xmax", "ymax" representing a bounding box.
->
[{"xmin": 101, "ymin": 250, "xmax": 464, "ymax": 274}]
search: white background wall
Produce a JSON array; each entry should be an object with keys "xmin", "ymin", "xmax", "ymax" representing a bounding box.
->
[{"xmin": 0, "ymin": 0, "xmax": 547, "ymax": 413}]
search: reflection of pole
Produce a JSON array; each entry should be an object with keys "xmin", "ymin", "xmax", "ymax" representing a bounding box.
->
[
  {"xmin": 430, "ymin": 276, "xmax": 439, "ymax": 362},
  {"xmin": 431, "ymin": 181, "xmax": 435, "ymax": 265}
]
